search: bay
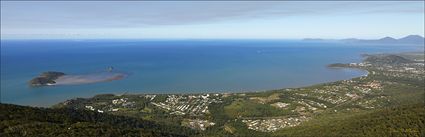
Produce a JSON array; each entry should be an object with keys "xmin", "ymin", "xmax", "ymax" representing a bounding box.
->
[{"xmin": 0, "ymin": 39, "xmax": 422, "ymax": 106}]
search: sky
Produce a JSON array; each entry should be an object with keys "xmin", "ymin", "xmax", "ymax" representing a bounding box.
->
[{"xmin": 1, "ymin": 1, "xmax": 424, "ymax": 39}]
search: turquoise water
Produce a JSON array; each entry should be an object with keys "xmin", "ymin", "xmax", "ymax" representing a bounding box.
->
[{"xmin": 1, "ymin": 40, "xmax": 422, "ymax": 106}]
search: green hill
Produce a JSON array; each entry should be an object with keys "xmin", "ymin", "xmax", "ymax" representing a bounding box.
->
[
  {"xmin": 0, "ymin": 103, "xmax": 197, "ymax": 137},
  {"xmin": 273, "ymin": 103, "xmax": 425, "ymax": 137},
  {"xmin": 364, "ymin": 55, "xmax": 413, "ymax": 65},
  {"xmin": 2, "ymin": 103, "xmax": 423, "ymax": 137}
]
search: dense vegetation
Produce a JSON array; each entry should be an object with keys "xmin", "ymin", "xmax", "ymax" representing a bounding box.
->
[
  {"xmin": 29, "ymin": 71, "xmax": 65, "ymax": 86},
  {"xmin": 273, "ymin": 103, "xmax": 425, "ymax": 137},
  {"xmin": 364, "ymin": 55, "xmax": 413, "ymax": 64},
  {"xmin": 0, "ymin": 103, "xmax": 197, "ymax": 137},
  {"xmin": 2, "ymin": 102, "xmax": 423, "ymax": 137}
]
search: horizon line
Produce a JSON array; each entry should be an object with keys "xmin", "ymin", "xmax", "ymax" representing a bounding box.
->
[{"xmin": 1, "ymin": 34, "xmax": 424, "ymax": 41}]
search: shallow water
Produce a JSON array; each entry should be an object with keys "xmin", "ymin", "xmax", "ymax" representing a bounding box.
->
[
  {"xmin": 1, "ymin": 39, "xmax": 422, "ymax": 106},
  {"xmin": 54, "ymin": 72, "xmax": 126, "ymax": 85}
]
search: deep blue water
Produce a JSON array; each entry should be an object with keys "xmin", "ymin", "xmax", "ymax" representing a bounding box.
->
[{"xmin": 1, "ymin": 40, "xmax": 422, "ymax": 106}]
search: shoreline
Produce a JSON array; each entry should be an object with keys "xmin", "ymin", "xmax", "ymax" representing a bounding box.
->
[
  {"xmin": 48, "ymin": 65, "xmax": 369, "ymax": 108},
  {"xmin": 2, "ymin": 65, "xmax": 369, "ymax": 108},
  {"xmin": 98, "ymin": 68, "xmax": 369, "ymax": 96}
]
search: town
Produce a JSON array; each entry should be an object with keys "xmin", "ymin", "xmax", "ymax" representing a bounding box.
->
[{"xmin": 151, "ymin": 94, "xmax": 223, "ymax": 116}]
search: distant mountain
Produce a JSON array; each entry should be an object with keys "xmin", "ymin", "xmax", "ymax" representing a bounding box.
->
[
  {"xmin": 398, "ymin": 35, "xmax": 425, "ymax": 44},
  {"xmin": 304, "ymin": 35, "xmax": 425, "ymax": 45},
  {"xmin": 377, "ymin": 37, "xmax": 398, "ymax": 43},
  {"xmin": 340, "ymin": 38, "xmax": 360, "ymax": 43},
  {"xmin": 355, "ymin": 35, "xmax": 424, "ymax": 45},
  {"xmin": 302, "ymin": 38, "xmax": 326, "ymax": 42}
]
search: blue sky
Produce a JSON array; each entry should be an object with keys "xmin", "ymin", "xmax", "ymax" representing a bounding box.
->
[{"xmin": 1, "ymin": 1, "xmax": 424, "ymax": 39}]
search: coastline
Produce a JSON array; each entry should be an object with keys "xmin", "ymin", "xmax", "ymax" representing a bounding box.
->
[
  {"xmin": 51, "ymin": 61, "xmax": 370, "ymax": 107},
  {"xmin": 2, "ymin": 61, "xmax": 370, "ymax": 107}
]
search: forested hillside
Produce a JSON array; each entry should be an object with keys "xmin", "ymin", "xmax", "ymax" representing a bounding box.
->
[
  {"xmin": 0, "ymin": 103, "xmax": 197, "ymax": 137},
  {"xmin": 273, "ymin": 103, "xmax": 425, "ymax": 137}
]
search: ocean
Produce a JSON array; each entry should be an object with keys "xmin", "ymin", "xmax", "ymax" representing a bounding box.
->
[{"xmin": 1, "ymin": 39, "xmax": 422, "ymax": 106}]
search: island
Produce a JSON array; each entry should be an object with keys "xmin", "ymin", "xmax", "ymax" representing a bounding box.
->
[
  {"xmin": 29, "ymin": 69, "xmax": 127, "ymax": 87},
  {"xmin": 29, "ymin": 71, "xmax": 65, "ymax": 86},
  {"xmin": 327, "ymin": 63, "xmax": 350, "ymax": 68}
]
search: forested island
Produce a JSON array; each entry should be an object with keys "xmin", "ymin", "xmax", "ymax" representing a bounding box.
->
[
  {"xmin": 29, "ymin": 71, "xmax": 65, "ymax": 86},
  {"xmin": 3, "ymin": 52, "xmax": 424, "ymax": 137}
]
